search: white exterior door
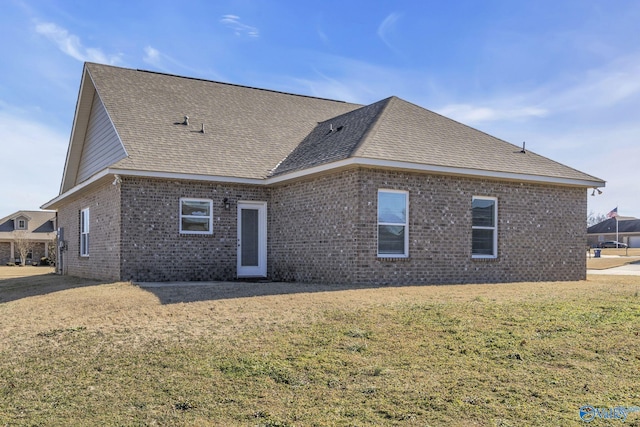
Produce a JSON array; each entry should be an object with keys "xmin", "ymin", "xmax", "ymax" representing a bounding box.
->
[{"xmin": 237, "ymin": 201, "xmax": 267, "ymax": 277}]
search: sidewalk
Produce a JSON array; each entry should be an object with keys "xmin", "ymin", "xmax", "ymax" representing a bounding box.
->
[{"xmin": 588, "ymin": 262, "xmax": 640, "ymax": 276}]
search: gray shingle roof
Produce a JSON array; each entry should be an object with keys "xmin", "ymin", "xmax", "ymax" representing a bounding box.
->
[
  {"xmin": 588, "ymin": 218, "xmax": 640, "ymax": 234},
  {"xmin": 271, "ymin": 98, "xmax": 389, "ymax": 176},
  {"xmin": 0, "ymin": 211, "xmax": 56, "ymax": 240},
  {"xmin": 354, "ymin": 97, "xmax": 601, "ymax": 182},
  {"xmin": 87, "ymin": 63, "xmax": 361, "ymax": 180},
  {"xmin": 74, "ymin": 63, "xmax": 603, "ymax": 186}
]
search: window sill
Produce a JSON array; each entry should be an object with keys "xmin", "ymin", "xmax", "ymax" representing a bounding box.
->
[
  {"xmin": 377, "ymin": 256, "xmax": 409, "ymax": 262},
  {"xmin": 472, "ymin": 256, "xmax": 498, "ymax": 262}
]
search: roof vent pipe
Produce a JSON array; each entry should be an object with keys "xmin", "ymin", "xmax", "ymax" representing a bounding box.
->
[
  {"xmin": 520, "ymin": 141, "xmax": 526, "ymax": 154},
  {"xmin": 183, "ymin": 116, "xmax": 189, "ymax": 125},
  {"xmin": 201, "ymin": 123, "xmax": 205, "ymax": 134}
]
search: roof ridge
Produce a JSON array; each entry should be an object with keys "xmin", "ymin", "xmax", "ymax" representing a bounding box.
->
[
  {"xmin": 87, "ymin": 63, "xmax": 355, "ymax": 105},
  {"xmin": 351, "ymin": 96, "xmax": 396, "ymax": 157}
]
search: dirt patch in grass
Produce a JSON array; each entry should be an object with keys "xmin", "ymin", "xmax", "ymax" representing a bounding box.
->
[{"xmin": 1, "ymin": 270, "xmax": 640, "ymax": 425}]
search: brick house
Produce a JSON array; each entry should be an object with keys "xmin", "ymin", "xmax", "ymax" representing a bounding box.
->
[
  {"xmin": 43, "ymin": 63, "xmax": 604, "ymax": 284},
  {"xmin": 587, "ymin": 217, "xmax": 640, "ymax": 248},
  {"xmin": 0, "ymin": 210, "xmax": 56, "ymax": 265}
]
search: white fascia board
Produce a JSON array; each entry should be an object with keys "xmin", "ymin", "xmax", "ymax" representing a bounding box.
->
[
  {"xmin": 42, "ymin": 169, "xmax": 111, "ymax": 209},
  {"xmin": 108, "ymin": 169, "xmax": 264, "ymax": 185},
  {"xmin": 41, "ymin": 168, "xmax": 264, "ymax": 210},
  {"xmin": 266, "ymin": 157, "xmax": 606, "ymax": 188},
  {"xmin": 42, "ymin": 158, "xmax": 605, "ymax": 210}
]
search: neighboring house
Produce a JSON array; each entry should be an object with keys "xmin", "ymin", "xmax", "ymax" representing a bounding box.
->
[
  {"xmin": 42, "ymin": 63, "xmax": 605, "ymax": 285},
  {"xmin": 587, "ymin": 217, "xmax": 640, "ymax": 248},
  {"xmin": 0, "ymin": 210, "xmax": 56, "ymax": 265}
]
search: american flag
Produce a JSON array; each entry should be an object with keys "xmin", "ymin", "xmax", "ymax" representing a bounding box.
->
[{"xmin": 607, "ymin": 207, "xmax": 618, "ymax": 218}]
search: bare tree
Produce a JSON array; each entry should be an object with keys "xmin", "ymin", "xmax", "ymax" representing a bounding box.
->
[
  {"xmin": 587, "ymin": 211, "xmax": 607, "ymax": 227},
  {"xmin": 13, "ymin": 230, "xmax": 32, "ymax": 266}
]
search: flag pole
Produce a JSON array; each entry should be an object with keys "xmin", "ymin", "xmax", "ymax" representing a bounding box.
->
[{"xmin": 616, "ymin": 204, "xmax": 619, "ymax": 247}]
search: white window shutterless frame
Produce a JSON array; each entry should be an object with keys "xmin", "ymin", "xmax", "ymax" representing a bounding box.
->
[
  {"xmin": 80, "ymin": 208, "xmax": 90, "ymax": 257},
  {"xmin": 472, "ymin": 196, "xmax": 498, "ymax": 258},
  {"xmin": 377, "ymin": 190, "xmax": 409, "ymax": 257},
  {"xmin": 180, "ymin": 198, "xmax": 213, "ymax": 235},
  {"xmin": 237, "ymin": 201, "xmax": 267, "ymax": 277}
]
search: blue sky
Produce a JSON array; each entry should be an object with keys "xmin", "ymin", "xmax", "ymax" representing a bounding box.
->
[{"xmin": 1, "ymin": 0, "xmax": 639, "ymax": 220}]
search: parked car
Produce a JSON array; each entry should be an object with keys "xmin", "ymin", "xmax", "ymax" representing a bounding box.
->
[{"xmin": 599, "ymin": 241, "xmax": 628, "ymax": 248}]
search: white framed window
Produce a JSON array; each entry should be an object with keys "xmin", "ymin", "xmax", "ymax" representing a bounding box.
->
[
  {"xmin": 180, "ymin": 198, "xmax": 213, "ymax": 235},
  {"xmin": 80, "ymin": 208, "xmax": 90, "ymax": 257},
  {"xmin": 377, "ymin": 189, "xmax": 409, "ymax": 257},
  {"xmin": 472, "ymin": 196, "xmax": 497, "ymax": 258},
  {"xmin": 17, "ymin": 219, "xmax": 26, "ymax": 229}
]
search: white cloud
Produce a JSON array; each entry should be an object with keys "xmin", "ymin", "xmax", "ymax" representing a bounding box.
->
[
  {"xmin": 317, "ymin": 28, "xmax": 329, "ymax": 44},
  {"xmin": 220, "ymin": 15, "xmax": 259, "ymax": 38},
  {"xmin": 142, "ymin": 45, "xmax": 226, "ymax": 82},
  {"xmin": 143, "ymin": 46, "xmax": 160, "ymax": 64},
  {"xmin": 437, "ymin": 104, "xmax": 548, "ymax": 124},
  {"xmin": 0, "ymin": 106, "xmax": 67, "ymax": 217},
  {"xmin": 280, "ymin": 53, "xmax": 443, "ymax": 107},
  {"xmin": 434, "ymin": 54, "xmax": 640, "ymax": 127},
  {"xmin": 34, "ymin": 22, "xmax": 121, "ymax": 65},
  {"xmin": 547, "ymin": 54, "xmax": 640, "ymax": 113},
  {"xmin": 377, "ymin": 12, "xmax": 402, "ymax": 53}
]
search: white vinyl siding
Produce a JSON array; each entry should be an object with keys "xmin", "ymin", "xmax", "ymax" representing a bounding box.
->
[
  {"xmin": 472, "ymin": 196, "xmax": 497, "ymax": 258},
  {"xmin": 76, "ymin": 94, "xmax": 127, "ymax": 184},
  {"xmin": 80, "ymin": 208, "xmax": 90, "ymax": 257},
  {"xmin": 377, "ymin": 190, "xmax": 409, "ymax": 257}
]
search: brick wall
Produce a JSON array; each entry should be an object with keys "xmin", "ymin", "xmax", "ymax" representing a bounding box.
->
[
  {"xmin": 0, "ymin": 241, "xmax": 51, "ymax": 265},
  {"xmin": 269, "ymin": 169, "xmax": 360, "ymax": 282},
  {"xmin": 270, "ymin": 168, "xmax": 586, "ymax": 285},
  {"xmin": 352, "ymin": 168, "xmax": 586, "ymax": 284},
  {"xmin": 56, "ymin": 180, "xmax": 121, "ymax": 281},
  {"xmin": 119, "ymin": 177, "xmax": 268, "ymax": 282},
  {"xmin": 30, "ymin": 242, "xmax": 46, "ymax": 265},
  {"xmin": 55, "ymin": 169, "xmax": 587, "ymax": 285},
  {"xmin": 0, "ymin": 242, "xmax": 11, "ymax": 264}
]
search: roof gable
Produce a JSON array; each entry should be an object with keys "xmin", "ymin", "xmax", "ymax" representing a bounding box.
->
[
  {"xmin": 0, "ymin": 211, "xmax": 56, "ymax": 237},
  {"xmin": 271, "ymin": 98, "xmax": 390, "ymax": 176},
  {"xmin": 83, "ymin": 63, "xmax": 361, "ymax": 181},
  {"xmin": 52, "ymin": 63, "xmax": 604, "ymax": 204},
  {"xmin": 75, "ymin": 92, "xmax": 127, "ymax": 184}
]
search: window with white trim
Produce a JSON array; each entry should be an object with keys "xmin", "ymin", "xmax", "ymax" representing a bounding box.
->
[
  {"xmin": 80, "ymin": 208, "xmax": 90, "ymax": 257},
  {"xmin": 377, "ymin": 190, "xmax": 409, "ymax": 257},
  {"xmin": 17, "ymin": 219, "xmax": 26, "ymax": 229},
  {"xmin": 472, "ymin": 196, "xmax": 497, "ymax": 258},
  {"xmin": 180, "ymin": 198, "xmax": 213, "ymax": 235}
]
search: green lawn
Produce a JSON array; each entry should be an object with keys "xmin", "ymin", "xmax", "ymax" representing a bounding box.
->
[{"xmin": 1, "ymin": 269, "xmax": 639, "ymax": 426}]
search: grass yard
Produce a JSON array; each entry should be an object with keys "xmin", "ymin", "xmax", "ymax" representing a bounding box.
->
[
  {"xmin": 1, "ymin": 268, "xmax": 639, "ymax": 426},
  {"xmin": 586, "ymin": 247, "xmax": 640, "ymax": 270}
]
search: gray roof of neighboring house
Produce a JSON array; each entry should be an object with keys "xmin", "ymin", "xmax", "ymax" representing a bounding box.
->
[
  {"xmin": 588, "ymin": 218, "xmax": 640, "ymax": 234},
  {"xmin": 58, "ymin": 63, "xmax": 604, "ymax": 195},
  {"xmin": 0, "ymin": 211, "xmax": 56, "ymax": 240}
]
